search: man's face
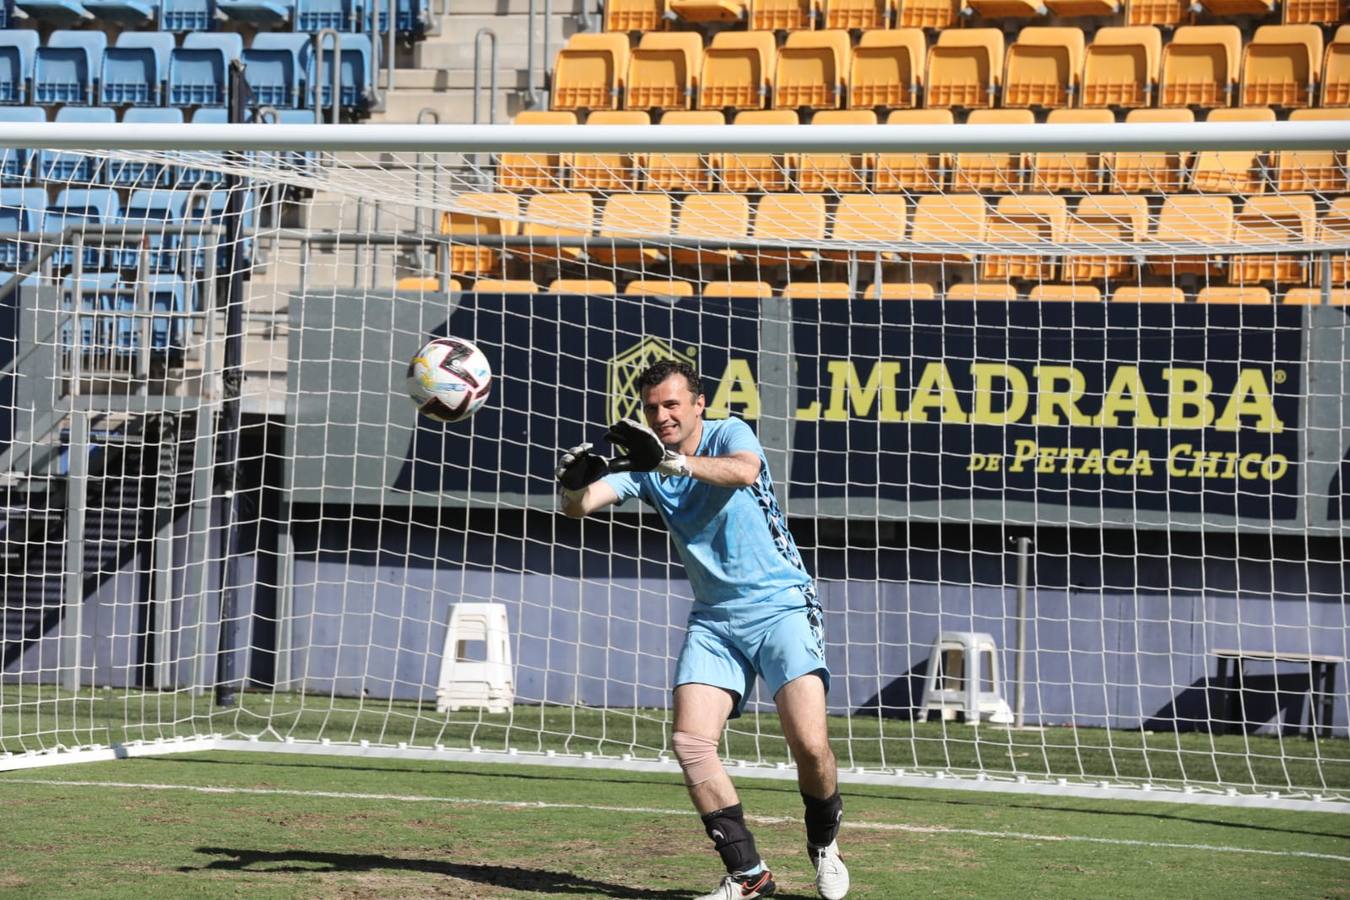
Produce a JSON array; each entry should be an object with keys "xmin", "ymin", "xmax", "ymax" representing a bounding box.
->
[{"xmin": 640, "ymin": 373, "xmax": 705, "ymax": 450}]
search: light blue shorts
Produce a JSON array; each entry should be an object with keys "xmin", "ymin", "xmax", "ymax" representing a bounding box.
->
[{"xmin": 673, "ymin": 589, "xmax": 829, "ymax": 719}]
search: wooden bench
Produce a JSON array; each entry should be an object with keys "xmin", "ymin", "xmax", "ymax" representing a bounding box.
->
[{"xmin": 1213, "ymin": 649, "xmax": 1341, "ymax": 739}]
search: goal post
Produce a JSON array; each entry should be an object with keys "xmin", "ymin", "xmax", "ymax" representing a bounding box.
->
[{"xmin": 0, "ymin": 122, "xmax": 1348, "ymax": 812}]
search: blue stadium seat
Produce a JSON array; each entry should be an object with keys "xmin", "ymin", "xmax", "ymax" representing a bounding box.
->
[
  {"xmin": 0, "ymin": 107, "xmax": 45, "ymax": 180},
  {"xmin": 160, "ymin": 0, "xmax": 214, "ymax": 31},
  {"xmin": 108, "ymin": 108, "xmax": 183, "ymax": 188},
  {"xmin": 119, "ymin": 188, "xmax": 189, "ymax": 272},
  {"xmin": 39, "ymin": 107, "xmax": 115, "ymax": 185},
  {"xmin": 13, "ymin": 0, "xmax": 93, "ymax": 26},
  {"xmin": 169, "ymin": 32, "xmax": 243, "ymax": 108},
  {"xmin": 218, "ymin": 0, "xmax": 291, "ymax": 26},
  {"xmin": 294, "ymin": 0, "xmax": 352, "ymax": 32},
  {"xmin": 0, "ymin": 30, "xmax": 39, "ymax": 105},
  {"xmin": 60, "ymin": 272, "xmax": 120, "ymax": 352},
  {"xmin": 82, "ymin": 0, "xmax": 155, "ymax": 24},
  {"xmin": 140, "ymin": 273, "xmax": 188, "ymax": 350},
  {"xmin": 44, "ymin": 188, "xmax": 123, "ymax": 270},
  {"xmin": 243, "ymin": 32, "xmax": 310, "ymax": 109},
  {"xmin": 100, "ymin": 31, "xmax": 174, "ymax": 107},
  {"xmin": 275, "ymin": 107, "xmax": 320, "ymax": 175},
  {"xmin": 0, "ymin": 186, "xmax": 45, "ymax": 268},
  {"xmin": 34, "ymin": 30, "xmax": 107, "ymax": 106},
  {"xmin": 315, "ymin": 32, "xmax": 373, "ymax": 112},
  {"xmin": 183, "ymin": 187, "xmax": 256, "ymax": 271},
  {"xmin": 369, "ymin": 0, "xmax": 430, "ymax": 37},
  {"xmin": 177, "ymin": 108, "xmax": 229, "ymax": 185}
]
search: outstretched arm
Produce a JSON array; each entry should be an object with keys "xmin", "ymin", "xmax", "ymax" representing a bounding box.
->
[
  {"xmin": 684, "ymin": 451, "xmax": 761, "ymax": 488},
  {"xmin": 560, "ymin": 479, "xmax": 621, "ymax": 519}
]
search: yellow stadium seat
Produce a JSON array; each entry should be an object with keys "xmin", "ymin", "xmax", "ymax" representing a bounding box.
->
[
  {"xmin": 625, "ymin": 32, "xmax": 703, "ymax": 111},
  {"xmin": 626, "ymin": 279, "xmax": 696, "ymax": 296},
  {"xmin": 473, "ymin": 279, "xmax": 540, "ymax": 292},
  {"xmin": 1229, "ymin": 194, "xmax": 1316, "ymax": 286},
  {"xmin": 1240, "ymin": 25, "xmax": 1323, "ymax": 109},
  {"xmin": 874, "ymin": 109, "xmax": 952, "ymax": 193},
  {"xmin": 824, "ymin": 193, "xmax": 908, "ymax": 261},
  {"xmin": 925, "ymin": 29, "xmax": 1004, "ymax": 110},
  {"xmin": 520, "ymin": 192, "xmax": 594, "ymax": 262},
  {"xmin": 1064, "ymin": 195, "xmax": 1147, "ymax": 282},
  {"xmin": 1082, "ymin": 26, "xmax": 1161, "ymax": 109},
  {"xmin": 1112, "ymin": 286, "xmax": 1185, "ymax": 302},
  {"xmin": 1277, "ymin": 109, "xmax": 1350, "ymax": 193},
  {"xmin": 982, "ymin": 194, "xmax": 1068, "ymax": 282},
  {"xmin": 669, "ymin": 0, "xmax": 746, "ymax": 22},
  {"xmin": 644, "ymin": 110, "xmax": 722, "ymax": 191},
  {"xmin": 866, "ymin": 281, "xmax": 936, "ymax": 299},
  {"xmin": 796, "ymin": 110, "xmax": 874, "ymax": 193},
  {"xmin": 1322, "ymin": 25, "xmax": 1350, "ymax": 107},
  {"xmin": 698, "ymin": 31, "xmax": 775, "ymax": 110},
  {"xmin": 1283, "ymin": 288, "xmax": 1350, "ymax": 305},
  {"xmin": 896, "ymin": 0, "xmax": 964, "ymax": 27},
  {"xmin": 1044, "ymin": 0, "xmax": 1117, "ymax": 14},
  {"xmin": 1190, "ymin": 107, "xmax": 1274, "ymax": 195},
  {"xmin": 826, "ymin": 0, "xmax": 892, "ymax": 29},
  {"xmin": 951, "ymin": 109, "xmax": 1034, "ymax": 194},
  {"xmin": 752, "ymin": 0, "xmax": 821, "ymax": 30},
  {"xmin": 966, "ymin": 0, "xmax": 1044, "ymax": 17},
  {"xmin": 1125, "ymin": 0, "xmax": 1189, "ymax": 25},
  {"xmin": 1032, "ymin": 109, "xmax": 1113, "ymax": 193},
  {"xmin": 1028, "ymin": 284, "xmax": 1103, "ymax": 302},
  {"xmin": 498, "ymin": 111, "xmax": 576, "ymax": 191},
  {"xmin": 781, "ymin": 282, "xmax": 853, "ymax": 299},
  {"xmin": 441, "ymin": 192, "xmax": 521, "ymax": 276},
  {"xmin": 1108, "ymin": 108, "xmax": 1193, "ymax": 193},
  {"xmin": 910, "ymin": 194, "xmax": 987, "ymax": 262},
  {"xmin": 748, "ymin": 194, "xmax": 827, "ymax": 265},
  {"xmin": 719, "ymin": 109, "xmax": 797, "ymax": 191},
  {"xmin": 1149, "ymin": 195, "xmax": 1233, "ymax": 277},
  {"xmin": 1160, "ymin": 25, "xmax": 1241, "ymax": 109},
  {"xmin": 605, "ymin": 0, "xmax": 668, "ymax": 31},
  {"xmin": 592, "ymin": 192, "xmax": 673, "ymax": 265},
  {"xmin": 548, "ymin": 278, "xmax": 619, "ymax": 294},
  {"xmin": 1197, "ymin": 286, "xmax": 1273, "ymax": 304},
  {"xmin": 1196, "ymin": 0, "xmax": 1272, "ymax": 13},
  {"xmin": 1282, "ymin": 0, "xmax": 1346, "ymax": 24},
  {"xmin": 774, "ymin": 30, "xmax": 851, "ymax": 111},
  {"xmin": 551, "ymin": 33, "xmax": 631, "ymax": 111},
  {"xmin": 848, "ymin": 29, "xmax": 925, "ymax": 110},
  {"xmin": 397, "ymin": 276, "xmax": 447, "ymax": 291},
  {"xmin": 1318, "ymin": 197, "xmax": 1350, "ymax": 286},
  {"xmin": 1003, "ymin": 27, "xmax": 1085, "ymax": 109},
  {"xmin": 570, "ymin": 110, "xmax": 650, "ymax": 191},
  {"xmin": 672, "ymin": 193, "xmax": 751, "ymax": 265},
  {"xmin": 948, "ymin": 282, "xmax": 1018, "ymax": 301},
  {"xmin": 703, "ymin": 280, "xmax": 774, "ymax": 297}
]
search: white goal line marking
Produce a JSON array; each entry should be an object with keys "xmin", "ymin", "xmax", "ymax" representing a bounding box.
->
[{"xmin": 8, "ymin": 778, "xmax": 1348, "ymax": 863}]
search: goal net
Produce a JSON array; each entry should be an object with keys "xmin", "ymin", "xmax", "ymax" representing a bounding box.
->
[{"xmin": 0, "ymin": 121, "xmax": 1347, "ymax": 809}]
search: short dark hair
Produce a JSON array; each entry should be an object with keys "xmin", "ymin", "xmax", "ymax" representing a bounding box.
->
[{"xmin": 635, "ymin": 359, "xmax": 702, "ymax": 399}]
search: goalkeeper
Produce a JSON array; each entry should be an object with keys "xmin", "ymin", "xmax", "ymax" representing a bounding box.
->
[{"xmin": 556, "ymin": 359, "xmax": 848, "ymax": 900}]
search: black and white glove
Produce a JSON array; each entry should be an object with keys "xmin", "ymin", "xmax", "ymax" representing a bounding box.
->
[
  {"xmin": 605, "ymin": 419, "xmax": 692, "ymax": 477},
  {"xmin": 555, "ymin": 443, "xmax": 610, "ymax": 492}
]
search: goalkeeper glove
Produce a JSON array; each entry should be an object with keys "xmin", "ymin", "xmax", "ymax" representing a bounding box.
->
[
  {"xmin": 555, "ymin": 443, "xmax": 610, "ymax": 491},
  {"xmin": 606, "ymin": 419, "xmax": 692, "ymax": 478}
]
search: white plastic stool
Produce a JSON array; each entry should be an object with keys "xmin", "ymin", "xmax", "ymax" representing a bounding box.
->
[
  {"xmin": 919, "ymin": 631, "xmax": 1013, "ymax": 725},
  {"xmin": 436, "ymin": 602, "xmax": 514, "ymax": 714}
]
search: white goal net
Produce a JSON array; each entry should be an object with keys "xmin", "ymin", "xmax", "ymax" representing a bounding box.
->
[{"xmin": 0, "ymin": 121, "xmax": 1347, "ymax": 810}]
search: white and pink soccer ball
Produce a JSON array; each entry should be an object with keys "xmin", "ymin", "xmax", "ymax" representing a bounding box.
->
[{"xmin": 406, "ymin": 336, "xmax": 493, "ymax": 423}]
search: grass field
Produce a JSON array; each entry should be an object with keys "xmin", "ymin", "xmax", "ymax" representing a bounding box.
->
[{"xmin": 1, "ymin": 749, "xmax": 1348, "ymax": 899}]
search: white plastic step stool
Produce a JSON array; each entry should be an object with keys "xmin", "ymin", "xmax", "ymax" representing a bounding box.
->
[
  {"xmin": 436, "ymin": 602, "xmax": 514, "ymax": 714},
  {"xmin": 919, "ymin": 631, "xmax": 1014, "ymax": 725}
]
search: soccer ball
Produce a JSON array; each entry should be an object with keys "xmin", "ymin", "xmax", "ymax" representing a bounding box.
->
[{"xmin": 406, "ymin": 336, "xmax": 493, "ymax": 423}]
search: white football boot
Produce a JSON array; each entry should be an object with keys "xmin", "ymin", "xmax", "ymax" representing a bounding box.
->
[
  {"xmin": 694, "ymin": 868, "xmax": 777, "ymax": 900},
  {"xmin": 809, "ymin": 841, "xmax": 849, "ymax": 899}
]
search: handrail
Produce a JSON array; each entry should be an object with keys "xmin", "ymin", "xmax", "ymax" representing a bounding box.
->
[
  {"xmin": 524, "ymin": 0, "xmax": 543, "ymax": 109},
  {"xmin": 385, "ymin": 0, "xmax": 397, "ymax": 95},
  {"xmin": 312, "ymin": 28, "xmax": 342, "ymax": 125},
  {"xmin": 412, "ymin": 106, "xmax": 440, "ymax": 232},
  {"xmin": 473, "ymin": 28, "xmax": 498, "ymax": 125}
]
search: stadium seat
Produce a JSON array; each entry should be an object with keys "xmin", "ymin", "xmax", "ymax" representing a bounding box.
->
[
  {"xmin": 0, "ymin": 187, "xmax": 45, "ymax": 268},
  {"xmin": 120, "ymin": 189, "xmax": 191, "ymax": 273},
  {"xmin": 1124, "ymin": 0, "xmax": 1187, "ymax": 24},
  {"xmin": 773, "ymin": 30, "xmax": 850, "ymax": 111},
  {"xmin": 910, "ymin": 194, "xmax": 986, "ymax": 262},
  {"xmin": 219, "ymin": 0, "xmax": 294, "ymax": 25},
  {"xmin": 0, "ymin": 30, "xmax": 39, "ymax": 105},
  {"xmin": 472, "ymin": 279, "xmax": 539, "ymax": 292},
  {"xmin": 1318, "ymin": 197, "xmax": 1350, "ymax": 286},
  {"xmin": 34, "ymin": 30, "xmax": 106, "ymax": 106},
  {"xmin": 366, "ymin": 0, "xmax": 432, "ymax": 37},
  {"xmin": 668, "ymin": 0, "xmax": 745, "ymax": 23},
  {"xmin": 82, "ymin": 0, "xmax": 155, "ymax": 23},
  {"xmin": 1160, "ymin": 25, "xmax": 1241, "ymax": 109},
  {"xmin": 697, "ymin": 31, "xmax": 773, "ymax": 111},
  {"xmin": 896, "ymin": 0, "xmax": 963, "ymax": 27},
  {"xmin": 498, "ymin": 110, "xmax": 575, "ymax": 191},
  {"xmin": 950, "ymin": 109, "xmax": 1034, "ymax": 193},
  {"xmin": 1283, "ymin": 288, "xmax": 1350, "ymax": 304},
  {"xmin": 1149, "ymin": 194, "xmax": 1233, "ymax": 277},
  {"xmin": 1229, "ymin": 194, "xmax": 1316, "ymax": 286},
  {"xmin": 781, "ymin": 282, "xmax": 852, "ymax": 299},
  {"xmin": 170, "ymin": 33, "xmax": 244, "ymax": 108},
  {"xmin": 966, "ymin": 0, "xmax": 1044, "ymax": 17},
  {"xmin": 0, "ymin": 107, "xmax": 44, "ymax": 180},
  {"xmin": 826, "ymin": 0, "xmax": 890, "ymax": 29},
  {"xmin": 315, "ymin": 32, "xmax": 374, "ymax": 112},
  {"xmin": 795, "ymin": 109, "xmax": 874, "ymax": 193},
  {"xmin": 925, "ymin": 29, "xmax": 1003, "ymax": 110},
  {"xmin": 45, "ymin": 187, "xmax": 123, "ymax": 270},
  {"xmin": 177, "ymin": 108, "xmax": 231, "ymax": 186},
  {"xmin": 625, "ymin": 32, "xmax": 701, "ymax": 112},
  {"xmin": 59, "ymin": 272, "xmax": 121, "ymax": 353},
  {"xmin": 592, "ymin": 192, "xmax": 672, "ymax": 264},
  {"xmin": 1322, "ymin": 25, "xmax": 1350, "ymax": 107},
  {"xmin": 824, "ymin": 194, "xmax": 907, "ymax": 262},
  {"xmin": 1196, "ymin": 0, "xmax": 1271, "ymax": 13},
  {"xmin": 547, "ymin": 278, "xmax": 618, "ymax": 294},
  {"xmin": 1109, "ymin": 108, "xmax": 1193, "ymax": 193},
  {"xmin": 702, "ymin": 280, "xmax": 773, "ymax": 297},
  {"xmin": 1064, "ymin": 195, "xmax": 1147, "ymax": 282},
  {"xmin": 718, "ymin": 109, "xmax": 797, "ymax": 192},
  {"xmin": 295, "ymin": 0, "xmax": 354, "ymax": 31},
  {"xmin": 643, "ymin": 109, "xmax": 720, "ymax": 191},
  {"xmin": 440, "ymin": 192, "xmax": 520, "ymax": 276},
  {"xmin": 570, "ymin": 110, "xmax": 649, "ymax": 191},
  {"xmin": 1190, "ymin": 107, "xmax": 1274, "ymax": 195},
  {"xmin": 982, "ymin": 194, "xmax": 1068, "ymax": 282},
  {"xmin": 751, "ymin": 0, "xmax": 819, "ymax": 31},
  {"xmin": 948, "ymin": 282, "xmax": 1017, "ymax": 300},
  {"xmin": 12, "ymin": 0, "xmax": 93, "ymax": 25},
  {"xmin": 1028, "ymin": 284, "xmax": 1102, "ymax": 302},
  {"xmin": 139, "ymin": 274, "xmax": 190, "ymax": 352},
  {"xmin": 1197, "ymin": 286, "xmax": 1273, "ymax": 304},
  {"xmin": 671, "ymin": 193, "xmax": 750, "ymax": 265},
  {"xmin": 605, "ymin": 0, "xmax": 668, "ymax": 31},
  {"xmin": 874, "ymin": 109, "xmax": 952, "ymax": 193},
  {"xmin": 1081, "ymin": 26, "xmax": 1160, "ymax": 109},
  {"xmin": 865, "ymin": 281, "xmax": 935, "ymax": 299},
  {"xmin": 1282, "ymin": 0, "xmax": 1345, "ymax": 24},
  {"xmin": 1002, "ymin": 27, "xmax": 1085, "ymax": 110},
  {"xmin": 161, "ymin": 0, "xmax": 216, "ymax": 31},
  {"xmin": 243, "ymin": 33, "xmax": 312, "ymax": 110},
  {"xmin": 625, "ymin": 279, "xmax": 695, "ymax": 296},
  {"xmin": 1112, "ymin": 285, "xmax": 1184, "ymax": 302},
  {"xmin": 1240, "ymin": 25, "xmax": 1323, "ymax": 109},
  {"xmin": 746, "ymin": 194, "xmax": 826, "ymax": 265},
  {"xmin": 520, "ymin": 192, "xmax": 594, "ymax": 262},
  {"xmin": 39, "ymin": 106, "xmax": 115, "ymax": 185},
  {"xmin": 1031, "ymin": 109, "xmax": 1113, "ymax": 193},
  {"xmin": 1277, "ymin": 109, "xmax": 1350, "ymax": 194},
  {"xmin": 848, "ymin": 29, "xmax": 924, "ymax": 110},
  {"xmin": 1044, "ymin": 0, "xmax": 1117, "ymax": 13},
  {"xmin": 551, "ymin": 32, "xmax": 630, "ymax": 111},
  {"xmin": 99, "ymin": 32, "xmax": 174, "ymax": 107}
]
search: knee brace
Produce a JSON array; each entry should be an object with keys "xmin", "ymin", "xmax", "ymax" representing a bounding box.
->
[{"xmin": 672, "ymin": 731, "xmax": 723, "ymax": 787}]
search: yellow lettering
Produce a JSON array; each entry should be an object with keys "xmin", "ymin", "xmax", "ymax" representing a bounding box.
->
[
  {"xmin": 969, "ymin": 363, "xmax": 1028, "ymax": 426},
  {"xmin": 1168, "ymin": 443, "xmax": 1191, "ymax": 477},
  {"xmin": 1238, "ymin": 453, "xmax": 1263, "ymax": 480},
  {"xmin": 906, "ymin": 362, "xmax": 967, "ymax": 424},
  {"xmin": 1215, "ymin": 370, "xmax": 1284, "ymax": 434},
  {"xmin": 1078, "ymin": 448, "xmax": 1104, "ymax": 475},
  {"xmin": 1189, "ymin": 451, "xmax": 1222, "ymax": 479},
  {"xmin": 1162, "ymin": 368, "xmax": 1215, "ymax": 429},
  {"xmin": 706, "ymin": 358, "xmax": 761, "ymax": 421},
  {"xmin": 1262, "ymin": 454, "xmax": 1288, "ymax": 481},
  {"xmin": 1009, "ymin": 439, "xmax": 1038, "ymax": 472},
  {"xmin": 1106, "ymin": 448, "xmax": 1132, "ymax": 475},
  {"xmin": 1032, "ymin": 366, "xmax": 1092, "ymax": 427},
  {"xmin": 823, "ymin": 360, "xmax": 903, "ymax": 422},
  {"xmin": 1127, "ymin": 451, "xmax": 1153, "ymax": 476},
  {"xmin": 1095, "ymin": 366, "xmax": 1161, "ymax": 428},
  {"xmin": 796, "ymin": 400, "xmax": 821, "ymax": 420}
]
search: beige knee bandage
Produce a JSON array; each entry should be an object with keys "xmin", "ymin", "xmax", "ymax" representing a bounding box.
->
[{"xmin": 672, "ymin": 731, "xmax": 723, "ymax": 787}]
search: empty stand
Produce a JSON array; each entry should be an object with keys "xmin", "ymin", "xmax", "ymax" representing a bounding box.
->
[
  {"xmin": 1044, "ymin": 0, "xmax": 1117, "ymax": 14},
  {"xmin": 1241, "ymin": 25, "xmax": 1323, "ymax": 109},
  {"xmin": 593, "ymin": 192, "xmax": 672, "ymax": 264},
  {"xmin": 698, "ymin": 30, "xmax": 775, "ymax": 110},
  {"xmin": 1032, "ymin": 109, "xmax": 1113, "ymax": 193},
  {"xmin": 520, "ymin": 192, "xmax": 594, "ymax": 262},
  {"xmin": 0, "ymin": 30, "xmax": 38, "ymax": 104},
  {"xmin": 951, "ymin": 109, "xmax": 1034, "ymax": 193},
  {"xmin": 295, "ymin": 0, "xmax": 355, "ymax": 31},
  {"xmin": 1196, "ymin": 0, "xmax": 1272, "ymax": 14},
  {"xmin": 472, "ymin": 279, "xmax": 539, "ymax": 292},
  {"xmin": 1277, "ymin": 109, "xmax": 1350, "ymax": 193},
  {"xmin": 751, "ymin": 0, "xmax": 819, "ymax": 31},
  {"xmin": 825, "ymin": 0, "xmax": 890, "ymax": 29},
  {"xmin": 170, "ymin": 33, "xmax": 244, "ymax": 108},
  {"xmin": 1149, "ymin": 194, "xmax": 1234, "ymax": 277},
  {"xmin": 1003, "ymin": 27, "xmax": 1084, "ymax": 109},
  {"xmin": 1112, "ymin": 286, "xmax": 1185, "ymax": 302},
  {"xmin": 718, "ymin": 109, "xmax": 796, "ymax": 191},
  {"xmin": 1081, "ymin": 26, "xmax": 1160, "ymax": 109},
  {"xmin": 548, "ymin": 278, "xmax": 618, "ymax": 294},
  {"xmin": 925, "ymin": 29, "xmax": 1002, "ymax": 110},
  {"xmin": 910, "ymin": 194, "xmax": 987, "ymax": 262},
  {"xmin": 824, "ymin": 193, "xmax": 908, "ymax": 261},
  {"xmin": 99, "ymin": 32, "xmax": 174, "ymax": 107},
  {"xmin": 35, "ymin": 30, "xmax": 106, "ymax": 106},
  {"xmin": 1160, "ymin": 25, "xmax": 1241, "ymax": 108},
  {"xmin": 1196, "ymin": 286, "xmax": 1274, "ymax": 303},
  {"xmin": 896, "ymin": 0, "xmax": 963, "ymax": 28},
  {"xmin": 1283, "ymin": 0, "xmax": 1346, "ymax": 23},
  {"xmin": 866, "ymin": 281, "xmax": 936, "ymax": 299},
  {"xmin": 1323, "ymin": 25, "xmax": 1350, "ymax": 107},
  {"xmin": 774, "ymin": 30, "xmax": 850, "ymax": 111},
  {"xmin": 1283, "ymin": 288, "xmax": 1350, "ymax": 304},
  {"xmin": 120, "ymin": 189, "xmax": 190, "ymax": 273},
  {"xmin": 1190, "ymin": 107, "xmax": 1274, "ymax": 195},
  {"xmin": 948, "ymin": 282, "xmax": 1017, "ymax": 300},
  {"xmin": 982, "ymin": 194, "xmax": 1068, "ymax": 282},
  {"xmin": 1318, "ymin": 197, "xmax": 1350, "ymax": 286},
  {"xmin": 217, "ymin": 0, "xmax": 295, "ymax": 26},
  {"xmin": 848, "ymin": 29, "xmax": 924, "ymax": 110},
  {"xmin": 669, "ymin": 0, "xmax": 747, "ymax": 23},
  {"xmin": 40, "ymin": 107, "xmax": 115, "ymax": 184},
  {"xmin": 644, "ymin": 109, "xmax": 721, "ymax": 191},
  {"xmin": 0, "ymin": 107, "xmax": 44, "ymax": 181},
  {"xmin": 551, "ymin": 33, "xmax": 630, "ymax": 111},
  {"xmin": 441, "ymin": 192, "xmax": 520, "ymax": 276},
  {"xmin": 1230, "ymin": 194, "xmax": 1316, "ymax": 285},
  {"xmin": 746, "ymin": 194, "xmax": 826, "ymax": 265},
  {"xmin": 966, "ymin": 0, "xmax": 1045, "ymax": 17},
  {"xmin": 1125, "ymin": 0, "xmax": 1188, "ymax": 26},
  {"xmin": 702, "ymin": 281, "xmax": 773, "ymax": 298},
  {"xmin": 161, "ymin": 0, "xmax": 216, "ymax": 31},
  {"xmin": 606, "ymin": 0, "xmax": 668, "ymax": 31},
  {"xmin": 1028, "ymin": 284, "xmax": 1102, "ymax": 302},
  {"xmin": 781, "ymin": 282, "xmax": 852, "ymax": 299},
  {"xmin": 1109, "ymin": 108, "xmax": 1193, "ymax": 193},
  {"xmin": 498, "ymin": 111, "xmax": 575, "ymax": 191},
  {"xmin": 671, "ymin": 193, "xmax": 750, "ymax": 265},
  {"xmin": 626, "ymin": 279, "xmax": 695, "ymax": 296},
  {"xmin": 0, "ymin": 187, "xmax": 44, "ymax": 268},
  {"xmin": 45, "ymin": 188, "xmax": 122, "ymax": 270},
  {"xmin": 243, "ymin": 33, "xmax": 313, "ymax": 110},
  {"xmin": 626, "ymin": 32, "xmax": 702, "ymax": 111},
  {"xmin": 570, "ymin": 110, "xmax": 649, "ymax": 191},
  {"xmin": 314, "ymin": 32, "xmax": 374, "ymax": 112},
  {"xmin": 796, "ymin": 109, "xmax": 874, "ymax": 192},
  {"xmin": 874, "ymin": 109, "xmax": 953, "ymax": 194},
  {"xmin": 1064, "ymin": 195, "xmax": 1148, "ymax": 282}
]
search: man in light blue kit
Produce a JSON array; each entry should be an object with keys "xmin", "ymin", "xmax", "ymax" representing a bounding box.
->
[{"xmin": 556, "ymin": 360, "xmax": 849, "ymax": 900}]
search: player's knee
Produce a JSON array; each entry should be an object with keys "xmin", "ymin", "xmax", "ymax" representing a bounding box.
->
[
  {"xmin": 788, "ymin": 732, "xmax": 835, "ymax": 769},
  {"xmin": 672, "ymin": 731, "xmax": 723, "ymax": 787}
]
